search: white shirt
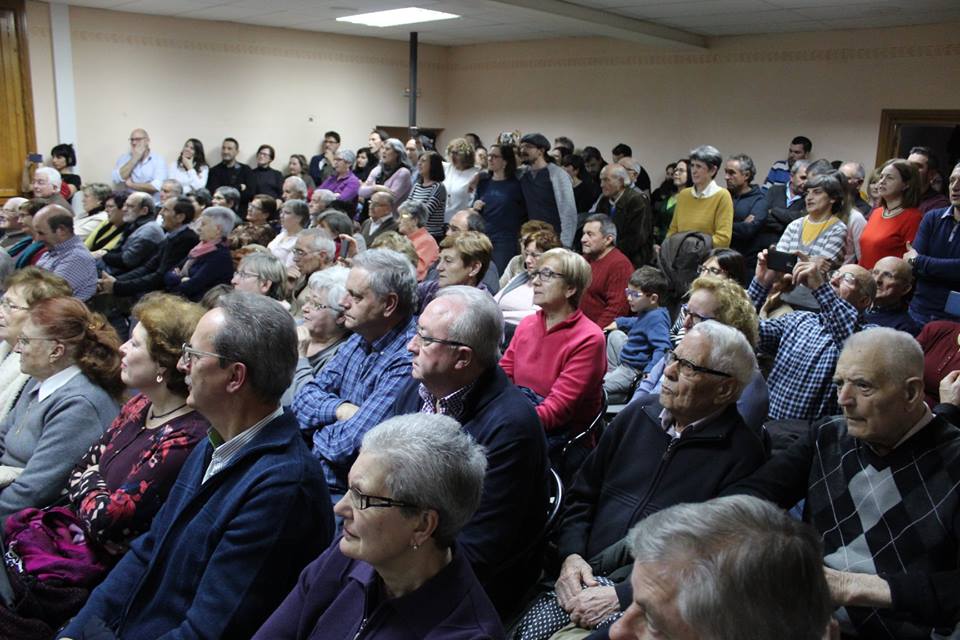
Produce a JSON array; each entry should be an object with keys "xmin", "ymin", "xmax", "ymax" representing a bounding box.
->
[
  {"xmin": 203, "ymin": 406, "xmax": 283, "ymax": 484},
  {"xmin": 37, "ymin": 365, "xmax": 82, "ymax": 402}
]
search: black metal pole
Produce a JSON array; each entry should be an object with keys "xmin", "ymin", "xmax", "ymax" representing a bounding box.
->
[{"xmin": 408, "ymin": 32, "xmax": 418, "ymax": 137}]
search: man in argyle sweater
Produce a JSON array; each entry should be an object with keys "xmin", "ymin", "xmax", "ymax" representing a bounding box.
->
[{"xmin": 726, "ymin": 327, "xmax": 960, "ymax": 639}]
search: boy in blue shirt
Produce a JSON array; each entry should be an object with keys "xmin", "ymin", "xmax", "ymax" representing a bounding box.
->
[{"xmin": 603, "ymin": 266, "xmax": 672, "ymax": 403}]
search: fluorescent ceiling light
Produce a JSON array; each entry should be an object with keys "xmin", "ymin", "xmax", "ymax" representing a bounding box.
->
[{"xmin": 336, "ymin": 7, "xmax": 460, "ymax": 28}]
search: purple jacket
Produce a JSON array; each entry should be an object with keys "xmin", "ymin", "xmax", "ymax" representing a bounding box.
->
[{"xmin": 252, "ymin": 540, "xmax": 504, "ymax": 640}]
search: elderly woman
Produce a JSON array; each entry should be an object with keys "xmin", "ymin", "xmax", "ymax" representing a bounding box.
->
[
  {"xmin": 416, "ymin": 231, "xmax": 493, "ymax": 314},
  {"xmin": 0, "ymin": 297, "xmax": 121, "ymax": 522},
  {"xmin": 397, "ymin": 200, "xmax": 439, "ymax": 281},
  {"xmin": 318, "ymin": 149, "xmax": 361, "ymax": 207},
  {"xmin": 164, "ymin": 207, "xmax": 235, "ymax": 302},
  {"xmin": 358, "ymin": 138, "xmax": 413, "ymax": 211},
  {"xmin": 667, "ymin": 145, "xmax": 734, "ymax": 248},
  {"xmin": 0, "ymin": 269, "xmax": 72, "ymax": 422},
  {"xmin": 495, "ymin": 229, "xmax": 561, "ymax": 335},
  {"xmin": 232, "ymin": 251, "xmax": 288, "ymax": 303},
  {"xmin": 211, "ymin": 185, "xmax": 241, "ymax": 216},
  {"xmin": 229, "ymin": 194, "xmax": 277, "ymax": 261},
  {"xmin": 0, "ymin": 197, "xmax": 30, "ymax": 253},
  {"xmin": 269, "ymin": 199, "xmax": 310, "ymax": 268},
  {"xmin": 443, "ymin": 137, "xmax": 479, "ymax": 223},
  {"xmin": 776, "ymin": 172, "xmax": 848, "ymax": 267},
  {"xmin": 168, "ymin": 138, "xmax": 209, "ymax": 195},
  {"xmin": 74, "ymin": 183, "xmax": 113, "ymax": 241},
  {"xmin": 407, "ymin": 151, "xmax": 447, "ymax": 239},
  {"xmin": 290, "ymin": 266, "xmax": 351, "ymax": 395},
  {"xmin": 475, "ymin": 143, "xmax": 527, "ymax": 272},
  {"xmin": 84, "ymin": 189, "xmax": 129, "ymax": 254},
  {"xmin": 858, "ymin": 158, "xmax": 923, "ymax": 270},
  {"xmin": 0, "ymin": 295, "xmax": 209, "ymax": 637},
  {"xmin": 252, "ymin": 413, "xmax": 503, "ymax": 640},
  {"xmin": 499, "ymin": 248, "xmax": 606, "ymax": 446}
]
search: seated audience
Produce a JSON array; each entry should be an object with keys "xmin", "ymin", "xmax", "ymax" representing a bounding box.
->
[
  {"xmin": 0, "ymin": 198, "xmax": 31, "ymax": 252},
  {"xmin": 667, "ymin": 145, "xmax": 733, "ymax": 248},
  {"xmin": 290, "ymin": 266, "xmax": 350, "ymax": 394},
  {"xmin": 500, "ymin": 248, "xmax": 605, "ymax": 449},
  {"xmin": 394, "ymin": 286, "xmax": 548, "ymax": 615},
  {"xmin": 668, "ymin": 247, "xmax": 746, "ymax": 346},
  {"xmin": 228, "ymin": 193, "xmax": 277, "ymax": 262},
  {"xmin": 0, "ymin": 294, "xmax": 208, "ymax": 638},
  {"xmin": 495, "ymin": 228, "xmax": 561, "ymax": 335},
  {"xmin": 749, "ymin": 251, "xmax": 875, "ymax": 421},
  {"xmin": 98, "ymin": 192, "xmax": 164, "ymax": 277},
  {"xmin": 370, "ymin": 231, "xmax": 419, "ymax": 273},
  {"xmin": 904, "ymin": 161, "xmax": 960, "ymax": 323},
  {"xmin": 11, "ymin": 199, "xmax": 49, "ymax": 268},
  {"xmin": 211, "ymin": 184, "xmax": 241, "ymax": 215},
  {"xmin": 33, "ymin": 205, "xmax": 98, "ymax": 301},
  {"xmin": 579, "ymin": 213, "xmax": 633, "ymax": 329},
  {"xmin": 307, "ymin": 189, "xmax": 337, "ymax": 225},
  {"xmin": 317, "ymin": 149, "xmax": 360, "ymax": 207},
  {"xmin": 75, "ymin": 183, "xmax": 111, "ymax": 240},
  {"xmin": 594, "ymin": 165, "xmax": 654, "ymax": 266},
  {"xmin": 251, "ymin": 144, "xmax": 284, "ymax": 198},
  {"xmin": 727, "ymin": 328, "xmax": 960, "ymax": 639},
  {"xmin": 604, "ymin": 266, "xmax": 672, "ymax": 403},
  {"xmin": 438, "ymin": 210, "xmax": 501, "ymax": 292},
  {"xmin": 167, "ymin": 138, "xmax": 208, "ymax": 195},
  {"xmin": 908, "ymin": 145, "xmax": 951, "ymax": 213},
  {"xmin": 252, "ymin": 414, "xmax": 503, "ymax": 640},
  {"xmin": 292, "ymin": 249, "xmax": 417, "ymax": 499},
  {"xmin": 726, "ymin": 153, "xmax": 767, "ymax": 279},
  {"xmin": 360, "ymin": 191, "xmax": 399, "ymax": 246},
  {"xmin": 916, "ymin": 320, "xmax": 960, "ymax": 408},
  {"xmin": 359, "ymin": 138, "xmax": 413, "ymax": 211},
  {"xmin": 59, "ymin": 292, "xmax": 335, "ymax": 639},
  {"xmin": 515, "ymin": 321, "xmax": 766, "ymax": 639},
  {"xmin": 397, "ymin": 200, "xmax": 439, "ymax": 281},
  {"xmin": 112, "ymin": 129, "xmax": 165, "ymax": 201},
  {"xmin": 499, "ymin": 220, "xmax": 556, "ymax": 286},
  {"xmin": 858, "ymin": 158, "xmax": 923, "ymax": 270},
  {"xmin": 406, "ymin": 150, "xmax": 447, "ymax": 239},
  {"xmin": 163, "ymin": 206, "xmax": 235, "ymax": 301},
  {"xmin": 606, "ymin": 496, "xmax": 832, "ymax": 640},
  {"xmin": 417, "ymin": 230, "xmax": 492, "ymax": 314},
  {"xmin": 289, "ymin": 228, "xmax": 337, "ymax": 313},
  {"xmin": 0, "ymin": 297, "xmax": 121, "ymax": 523},
  {"xmin": 22, "ymin": 143, "xmax": 81, "ymax": 200},
  {"xmin": 0, "ymin": 269, "xmax": 72, "ymax": 422},
  {"xmin": 268, "ymin": 199, "xmax": 309, "ymax": 268},
  {"xmin": 158, "ymin": 178, "xmax": 183, "ymax": 207},
  {"xmin": 865, "ymin": 256, "xmax": 922, "ymax": 335},
  {"xmin": 475, "ymin": 143, "xmax": 527, "ymax": 270},
  {"xmin": 29, "ymin": 167, "xmax": 73, "ymax": 213}
]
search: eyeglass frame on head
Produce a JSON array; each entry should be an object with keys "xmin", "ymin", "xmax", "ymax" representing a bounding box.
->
[
  {"xmin": 179, "ymin": 343, "xmax": 230, "ymax": 367},
  {"xmin": 664, "ymin": 349, "xmax": 731, "ymax": 378},
  {"xmin": 348, "ymin": 486, "xmax": 417, "ymax": 511}
]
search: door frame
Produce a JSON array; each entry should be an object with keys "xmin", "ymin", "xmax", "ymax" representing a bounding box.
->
[{"xmin": 876, "ymin": 109, "xmax": 960, "ymax": 167}]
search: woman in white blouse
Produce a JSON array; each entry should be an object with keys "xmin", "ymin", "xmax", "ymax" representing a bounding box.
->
[
  {"xmin": 167, "ymin": 138, "xmax": 209, "ymax": 195},
  {"xmin": 443, "ymin": 138, "xmax": 479, "ymax": 224}
]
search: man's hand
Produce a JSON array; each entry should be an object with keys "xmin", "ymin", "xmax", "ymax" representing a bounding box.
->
[
  {"xmin": 903, "ymin": 241, "xmax": 918, "ymax": 263},
  {"xmin": 97, "ymin": 272, "xmax": 117, "ymax": 295},
  {"xmin": 335, "ymin": 402, "xmax": 359, "ymax": 422},
  {"xmin": 939, "ymin": 370, "xmax": 960, "ymax": 405},
  {"xmin": 567, "ymin": 585, "xmax": 619, "ymax": 628},
  {"xmin": 755, "ymin": 248, "xmax": 779, "ymax": 288},
  {"xmin": 792, "ymin": 258, "xmax": 825, "ymax": 290},
  {"xmin": 823, "ymin": 567, "xmax": 892, "ymax": 608},
  {"xmin": 555, "ymin": 554, "xmax": 598, "ymax": 609}
]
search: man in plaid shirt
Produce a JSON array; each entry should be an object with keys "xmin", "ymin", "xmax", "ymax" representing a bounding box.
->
[
  {"xmin": 726, "ymin": 328, "xmax": 960, "ymax": 639},
  {"xmin": 748, "ymin": 252, "xmax": 875, "ymax": 420},
  {"xmin": 292, "ymin": 249, "xmax": 417, "ymax": 499}
]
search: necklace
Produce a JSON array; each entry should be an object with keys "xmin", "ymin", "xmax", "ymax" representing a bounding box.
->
[
  {"xmin": 148, "ymin": 402, "xmax": 187, "ymax": 421},
  {"xmin": 882, "ymin": 205, "xmax": 904, "ymax": 219}
]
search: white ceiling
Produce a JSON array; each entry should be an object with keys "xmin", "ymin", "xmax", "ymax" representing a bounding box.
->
[{"xmin": 56, "ymin": 0, "xmax": 960, "ymax": 47}]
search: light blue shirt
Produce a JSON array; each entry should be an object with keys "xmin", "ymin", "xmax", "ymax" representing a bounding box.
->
[{"xmin": 112, "ymin": 151, "xmax": 167, "ymax": 201}]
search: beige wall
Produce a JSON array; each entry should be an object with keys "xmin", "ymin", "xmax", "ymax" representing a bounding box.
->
[{"xmin": 23, "ymin": 1, "xmax": 960, "ymax": 188}]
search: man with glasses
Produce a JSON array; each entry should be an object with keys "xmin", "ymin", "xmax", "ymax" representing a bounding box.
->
[
  {"xmin": 360, "ymin": 191, "xmax": 398, "ymax": 246},
  {"xmin": 112, "ymin": 128, "xmax": 166, "ymax": 201},
  {"xmin": 289, "ymin": 228, "xmax": 336, "ymax": 314},
  {"xmin": 393, "ymin": 286, "xmax": 548, "ymax": 617},
  {"xmin": 864, "ymin": 256, "xmax": 921, "ymax": 336},
  {"xmin": 61, "ymin": 292, "xmax": 334, "ymax": 640},
  {"xmin": 749, "ymin": 251, "xmax": 875, "ymax": 421},
  {"xmin": 517, "ymin": 132, "xmax": 577, "ymax": 247},
  {"xmin": 292, "ymin": 248, "xmax": 417, "ymax": 502},
  {"xmin": 97, "ymin": 191, "xmax": 165, "ymax": 277},
  {"xmin": 515, "ymin": 321, "xmax": 765, "ymax": 638},
  {"xmin": 578, "ymin": 213, "xmax": 633, "ymax": 329}
]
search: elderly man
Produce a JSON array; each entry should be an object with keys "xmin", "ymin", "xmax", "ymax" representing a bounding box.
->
[
  {"xmin": 281, "ymin": 175, "xmax": 308, "ymax": 203},
  {"xmin": 0, "ymin": 197, "xmax": 29, "ymax": 251},
  {"xmin": 840, "ymin": 161, "xmax": 872, "ymax": 215},
  {"xmin": 515, "ymin": 321, "xmax": 767, "ymax": 639},
  {"xmin": 394, "ymin": 286, "xmax": 548, "ymax": 616},
  {"xmin": 33, "ymin": 205, "xmax": 98, "ymax": 301},
  {"xmin": 578, "ymin": 214, "xmax": 632, "ymax": 329},
  {"xmin": 30, "ymin": 167, "xmax": 74, "ymax": 212},
  {"xmin": 908, "ymin": 146, "xmax": 951, "ymax": 213},
  {"xmin": 206, "ymin": 137, "xmax": 255, "ymax": 211},
  {"xmin": 360, "ymin": 191, "xmax": 398, "ymax": 246},
  {"xmin": 290, "ymin": 228, "xmax": 336, "ymax": 310},
  {"xmin": 112, "ymin": 128, "xmax": 166, "ymax": 200},
  {"xmin": 308, "ymin": 130, "xmax": 341, "ymax": 185},
  {"xmin": 417, "ymin": 230, "xmax": 492, "ymax": 314},
  {"xmin": 749, "ymin": 252, "xmax": 875, "ymax": 421},
  {"xmin": 292, "ymin": 249, "xmax": 417, "ymax": 499},
  {"xmin": 518, "ymin": 133, "xmax": 577, "ymax": 247},
  {"xmin": 59, "ymin": 293, "xmax": 334, "ymax": 639},
  {"xmin": 762, "ymin": 135, "xmax": 812, "ymax": 191},
  {"xmin": 726, "ymin": 154, "xmax": 767, "ymax": 278},
  {"xmin": 307, "ymin": 188, "xmax": 337, "ymax": 224},
  {"xmin": 605, "ymin": 496, "xmax": 832, "ymax": 640},
  {"xmin": 593, "ymin": 165, "xmax": 653, "ymax": 267},
  {"xmin": 865, "ymin": 256, "xmax": 921, "ymax": 335},
  {"xmin": 727, "ymin": 328, "xmax": 960, "ymax": 639},
  {"xmin": 98, "ymin": 191, "xmax": 164, "ymax": 276},
  {"xmin": 159, "ymin": 178, "xmax": 183, "ymax": 205},
  {"xmin": 616, "ymin": 156, "xmax": 651, "ymax": 195}
]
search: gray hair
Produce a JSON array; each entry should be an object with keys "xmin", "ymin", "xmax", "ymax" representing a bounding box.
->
[
  {"xmin": 317, "ymin": 210, "xmax": 354, "ymax": 237},
  {"xmin": 627, "ymin": 495, "xmax": 832, "ymax": 640},
  {"xmin": 351, "ymin": 248, "xmax": 417, "ymax": 317},
  {"xmin": 728, "ymin": 154, "xmax": 756, "ymax": 182},
  {"xmin": 689, "ymin": 145, "xmax": 722, "ymax": 170},
  {"xmin": 361, "ymin": 413, "xmax": 487, "ymax": 548},
  {"xmin": 602, "ymin": 164, "xmax": 629, "ymax": 187},
  {"xmin": 215, "ymin": 186, "xmax": 240, "ymax": 207},
  {"xmin": 35, "ymin": 167, "xmax": 62, "ymax": 189},
  {"xmin": 687, "ymin": 320, "xmax": 755, "ymax": 394},
  {"xmin": 307, "ymin": 265, "xmax": 350, "ymax": 310},
  {"xmin": 298, "ymin": 227, "xmax": 336, "ymax": 257},
  {"xmin": 382, "ymin": 137, "xmax": 412, "ymax": 169},
  {"xmin": 370, "ymin": 190, "xmax": 396, "ymax": 211},
  {"xmin": 0, "ymin": 251, "xmax": 14, "ymax": 291},
  {"xmin": 162, "ymin": 179, "xmax": 184, "ymax": 195},
  {"xmin": 841, "ymin": 161, "xmax": 865, "ymax": 181},
  {"xmin": 790, "ymin": 159, "xmax": 811, "ymax": 176},
  {"xmin": 398, "ymin": 200, "xmax": 429, "ymax": 228},
  {"xmin": 213, "ymin": 291, "xmax": 298, "ymax": 403},
  {"xmin": 282, "ymin": 199, "xmax": 310, "ymax": 227},
  {"xmin": 130, "ymin": 192, "xmax": 156, "ymax": 217},
  {"xmin": 584, "ymin": 213, "xmax": 617, "ymax": 243},
  {"xmin": 237, "ymin": 252, "xmax": 287, "ymax": 301},
  {"xmin": 335, "ymin": 149, "xmax": 356, "ymax": 165},
  {"xmin": 284, "ymin": 175, "xmax": 308, "ymax": 199},
  {"xmin": 843, "ymin": 327, "xmax": 923, "ymax": 383},
  {"xmin": 201, "ymin": 206, "xmax": 236, "ymax": 238},
  {"xmin": 434, "ymin": 285, "xmax": 503, "ymax": 369},
  {"xmin": 312, "ymin": 189, "xmax": 337, "ymax": 207},
  {"xmin": 82, "ymin": 183, "xmax": 112, "ymax": 203}
]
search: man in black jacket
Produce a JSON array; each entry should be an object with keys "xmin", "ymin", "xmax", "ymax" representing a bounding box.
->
[
  {"xmin": 98, "ymin": 192, "xmax": 165, "ymax": 277},
  {"xmin": 748, "ymin": 158, "xmax": 809, "ymax": 262},
  {"xmin": 207, "ymin": 137, "xmax": 256, "ymax": 212}
]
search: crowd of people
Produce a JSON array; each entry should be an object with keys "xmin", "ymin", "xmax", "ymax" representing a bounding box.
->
[{"xmin": 0, "ymin": 125, "xmax": 958, "ymax": 639}]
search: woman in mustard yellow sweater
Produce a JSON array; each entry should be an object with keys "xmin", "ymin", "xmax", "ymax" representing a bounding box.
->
[{"xmin": 667, "ymin": 145, "xmax": 734, "ymax": 247}]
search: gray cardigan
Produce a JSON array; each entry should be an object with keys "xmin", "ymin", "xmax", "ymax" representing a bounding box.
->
[{"xmin": 0, "ymin": 372, "xmax": 119, "ymax": 521}]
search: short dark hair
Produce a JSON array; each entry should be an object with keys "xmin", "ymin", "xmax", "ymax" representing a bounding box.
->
[
  {"xmin": 192, "ymin": 188, "xmax": 212, "ymax": 208},
  {"xmin": 222, "ymin": 137, "xmax": 239, "ymax": 148},
  {"xmin": 805, "ymin": 173, "xmax": 846, "ymax": 214},
  {"xmin": 257, "ymin": 144, "xmax": 275, "ymax": 160},
  {"xmin": 791, "ymin": 136, "xmax": 813, "ymax": 153},
  {"xmin": 324, "ymin": 130, "xmax": 341, "ymax": 143},
  {"xmin": 909, "ymin": 145, "xmax": 940, "ymax": 173},
  {"xmin": 612, "ymin": 143, "xmax": 632, "ymax": 157},
  {"xmin": 462, "ymin": 211, "xmax": 485, "ymax": 234},
  {"xmin": 50, "ymin": 143, "xmax": 76, "ymax": 167},
  {"xmin": 43, "ymin": 206, "xmax": 74, "ymax": 234},
  {"xmin": 554, "ymin": 136, "xmax": 575, "ymax": 154},
  {"xmin": 629, "ymin": 265, "xmax": 668, "ymax": 299},
  {"xmin": 173, "ymin": 196, "xmax": 196, "ymax": 223},
  {"xmin": 371, "ymin": 128, "xmax": 389, "ymax": 142}
]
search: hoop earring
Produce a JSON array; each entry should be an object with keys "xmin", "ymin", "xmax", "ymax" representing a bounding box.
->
[{"xmin": 156, "ymin": 373, "xmax": 164, "ymax": 384}]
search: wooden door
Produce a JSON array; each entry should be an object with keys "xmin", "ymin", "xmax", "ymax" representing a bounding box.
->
[{"xmin": 0, "ymin": 0, "xmax": 36, "ymax": 202}]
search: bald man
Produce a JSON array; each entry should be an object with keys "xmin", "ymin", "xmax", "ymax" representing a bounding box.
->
[
  {"xmin": 112, "ymin": 128, "xmax": 166, "ymax": 201},
  {"xmin": 865, "ymin": 256, "xmax": 921, "ymax": 336},
  {"xmin": 34, "ymin": 205, "xmax": 98, "ymax": 300}
]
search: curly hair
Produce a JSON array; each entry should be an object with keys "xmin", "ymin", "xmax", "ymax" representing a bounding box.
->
[
  {"xmin": 132, "ymin": 293, "xmax": 206, "ymax": 396},
  {"xmin": 4, "ymin": 267, "xmax": 72, "ymax": 305},
  {"xmin": 688, "ymin": 276, "xmax": 759, "ymax": 347}
]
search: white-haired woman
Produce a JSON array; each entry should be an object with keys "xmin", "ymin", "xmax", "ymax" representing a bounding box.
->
[
  {"xmin": 252, "ymin": 413, "xmax": 503, "ymax": 639},
  {"xmin": 164, "ymin": 207, "xmax": 235, "ymax": 302},
  {"xmin": 291, "ymin": 266, "xmax": 351, "ymax": 393},
  {"xmin": 358, "ymin": 138, "xmax": 413, "ymax": 210}
]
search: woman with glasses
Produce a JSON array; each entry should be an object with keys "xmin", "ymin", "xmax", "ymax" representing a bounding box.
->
[
  {"xmin": 289, "ymin": 266, "xmax": 350, "ymax": 396},
  {"xmin": 252, "ymin": 413, "xmax": 503, "ymax": 640},
  {"xmin": 0, "ymin": 297, "xmax": 121, "ymax": 526},
  {"xmin": 475, "ymin": 143, "xmax": 527, "ymax": 272},
  {"xmin": 499, "ymin": 248, "xmax": 606, "ymax": 451},
  {"xmin": 268, "ymin": 200, "xmax": 310, "ymax": 268},
  {"xmin": 495, "ymin": 229, "xmax": 561, "ymax": 341},
  {"xmin": 228, "ymin": 194, "xmax": 278, "ymax": 264},
  {"xmin": 250, "ymin": 145, "xmax": 284, "ymax": 200},
  {"xmin": 317, "ymin": 149, "xmax": 361, "ymax": 209},
  {"xmin": 670, "ymin": 248, "xmax": 746, "ymax": 346},
  {"xmin": 232, "ymin": 251, "xmax": 288, "ymax": 302},
  {"xmin": 397, "ymin": 201, "xmax": 439, "ymax": 281},
  {"xmin": 0, "ymin": 294, "xmax": 209, "ymax": 637}
]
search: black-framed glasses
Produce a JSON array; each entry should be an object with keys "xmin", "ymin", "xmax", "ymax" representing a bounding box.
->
[
  {"xmin": 179, "ymin": 343, "xmax": 229, "ymax": 366},
  {"xmin": 697, "ymin": 264, "xmax": 725, "ymax": 277},
  {"xmin": 664, "ymin": 349, "xmax": 731, "ymax": 378},
  {"xmin": 531, "ymin": 268, "xmax": 565, "ymax": 282},
  {"xmin": 414, "ymin": 329, "xmax": 470, "ymax": 349},
  {"xmin": 348, "ymin": 486, "xmax": 417, "ymax": 511},
  {"xmin": 680, "ymin": 303, "xmax": 715, "ymax": 324},
  {"xmin": 0, "ymin": 297, "xmax": 29, "ymax": 312}
]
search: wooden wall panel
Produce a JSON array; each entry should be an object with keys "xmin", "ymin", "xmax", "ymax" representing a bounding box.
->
[{"xmin": 0, "ymin": 0, "xmax": 36, "ymax": 202}]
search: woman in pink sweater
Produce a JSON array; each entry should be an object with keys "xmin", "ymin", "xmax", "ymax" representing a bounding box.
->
[{"xmin": 500, "ymin": 248, "xmax": 606, "ymax": 448}]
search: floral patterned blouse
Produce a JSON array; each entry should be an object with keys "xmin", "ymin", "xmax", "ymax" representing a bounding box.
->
[{"xmin": 67, "ymin": 394, "xmax": 209, "ymax": 557}]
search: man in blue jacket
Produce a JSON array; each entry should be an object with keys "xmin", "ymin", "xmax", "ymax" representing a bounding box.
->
[
  {"xmin": 60, "ymin": 292, "xmax": 334, "ymax": 640},
  {"xmin": 393, "ymin": 285, "xmax": 549, "ymax": 618}
]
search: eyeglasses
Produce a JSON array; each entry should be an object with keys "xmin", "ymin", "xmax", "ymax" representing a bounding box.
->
[
  {"xmin": 0, "ymin": 297, "xmax": 29, "ymax": 312},
  {"xmin": 348, "ymin": 486, "xmax": 417, "ymax": 511},
  {"xmin": 681, "ymin": 303, "xmax": 715, "ymax": 324},
  {"xmin": 234, "ymin": 270, "xmax": 261, "ymax": 280},
  {"xmin": 292, "ymin": 248, "xmax": 320, "ymax": 258},
  {"xmin": 624, "ymin": 288, "xmax": 648, "ymax": 300},
  {"xmin": 179, "ymin": 343, "xmax": 229, "ymax": 366},
  {"xmin": 664, "ymin": 349, "xmax": 731, "ymax": 378},
  {"xmin": 697, "ymin": 265, "xmax": 725, "ymax": 277},
  {"xmin": 303, "ymin": 298, "xmax": 342, "ymax": 313},
  {"xmin": 16, "ymin": 334, "xmax": 57, "ymax": 347},
  {"xmin": 870, "ymin": 269, "xmax": 898, "ymax": 280},
  {"xmin": 129, "ymin": 137, "xmax": 147, "ymax": 143},
  {"xmin": 828, "ymin": 270, "xmax": 859, "ymax": 285},
  {"xmin": 531, "ymin": 268, "xmax": 565, "ymax": 282},
  {"xmin": 413, "ymin": 329, "xmax": 470, "ymax": 349}
]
